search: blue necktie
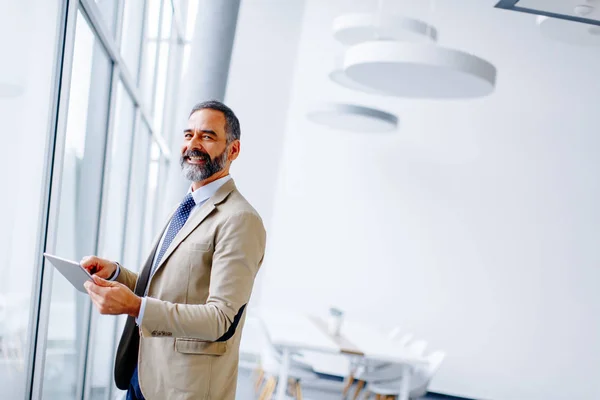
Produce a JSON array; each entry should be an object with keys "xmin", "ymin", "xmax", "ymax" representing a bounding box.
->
[{"xmin": 152, "ymin": 193, "xmax": 196, "ymax": 273}]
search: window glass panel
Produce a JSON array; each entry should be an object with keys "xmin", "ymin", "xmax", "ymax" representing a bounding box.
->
[
  {"xmin": 154, "ymin": 158, "xmax": 170, "ymax": 232},
  {"xmin": 109, "ymin": 122, "xmax": 150, "ymax": 400},
  {"xmin": 139, "ymin": 0, "xmax": 163, "ymax": 108},
  {"xmin": 0, "ymin": 0, "xmax": 61, "ymax": 398},
  {"xmin": 85, "ymin": 82, "xmax": 135, "ymax": 400},
  {"xmin": 41, "ymin": 11, "xmax": 112, "ymax": 400},
  {"xmin": 94, "ymin": 0, "xmax": 118, "ymax": 37},
  {"xmin": 123, "ymin": 123, "xmax": 151, "ymax": 273},
  {"xmin": 120, "ymin": 0, "xmax": 145, "ymax": 80},
  {"xmin": 142, "ymin": 142, "xmax": 161, "ymax": 254},
  {"xmin": 153, "ymin": 6, "xmax": 173, "ymax": 133}
]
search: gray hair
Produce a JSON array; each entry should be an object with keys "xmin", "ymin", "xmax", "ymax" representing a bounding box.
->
[{"xmin": 189, "ymin": 100, "xmax": 241, "ymax": 144}]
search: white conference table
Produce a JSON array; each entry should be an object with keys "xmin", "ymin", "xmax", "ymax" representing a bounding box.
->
[{"xmin": 259, "ymin": 310, "xmax": 428, "ymax": 400}]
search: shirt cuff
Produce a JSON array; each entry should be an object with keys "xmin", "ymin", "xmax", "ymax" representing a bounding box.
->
[
  {"xmin": 108, "ymin": 262, "xmax": 121, "ymax": 281},
  {"xmin": 136, "ymin": 297, "xmax": 147, "ymax": 325}
]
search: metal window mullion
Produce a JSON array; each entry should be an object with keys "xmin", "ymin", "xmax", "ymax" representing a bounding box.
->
[{"xmin": 29, "ymin": 0, "xmax": 81, "ymax": 398}]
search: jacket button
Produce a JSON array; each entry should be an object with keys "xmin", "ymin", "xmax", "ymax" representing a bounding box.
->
[{"xmin": 152, "ymin": 330, "xmax": 158, "ymax": 336}]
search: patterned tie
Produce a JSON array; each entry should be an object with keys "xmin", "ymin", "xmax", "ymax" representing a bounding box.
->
[{"xmin": 151, "ymin": 193, "xmax": 196, "ymax": 273}]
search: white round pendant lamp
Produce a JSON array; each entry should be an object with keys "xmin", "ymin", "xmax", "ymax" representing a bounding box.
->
[
  {"xmin": 537, "ymin": 16, "xmax": 600, "ymax": 46},
  {"xmin": 343, "ymin": 41, "xmax": 497, "ymax": 99},
  {"xmin": 306, "ymin": 103, "xmax": 398, "ymax": 132},
  {"xmin": 328, "ymin": 55, "xmax": 384, "ymax": 94},
  {"xmin": 333, "ymin": 13, "xmax": 437, "ymax": 45}
]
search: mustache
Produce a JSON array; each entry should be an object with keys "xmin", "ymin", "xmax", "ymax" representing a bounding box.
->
[{"xmin": 182, "ymin": 149, "xmax": 210, "ymax": 160}]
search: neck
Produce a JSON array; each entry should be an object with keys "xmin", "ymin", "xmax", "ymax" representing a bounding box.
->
[{"xmin": 191, "ymin": 170, "xmax": 229, "ymax": 191}]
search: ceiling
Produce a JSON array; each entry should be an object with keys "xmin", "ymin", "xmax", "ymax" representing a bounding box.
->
[{"xmin": 496, "ymin": 0, "xmax": 600, "ymax": 26}]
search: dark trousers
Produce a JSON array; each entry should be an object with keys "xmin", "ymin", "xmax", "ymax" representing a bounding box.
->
[{"xmin": 126, "ymin": 366, "xmax": 145, "ymax": 400}]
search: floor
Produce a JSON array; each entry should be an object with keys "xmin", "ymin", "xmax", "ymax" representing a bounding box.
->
[{"xmin": 235, "ymin": 367, "xmax": 464, "ymax": 400}]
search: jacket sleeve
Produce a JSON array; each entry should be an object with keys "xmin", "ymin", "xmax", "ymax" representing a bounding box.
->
[
  {"xmin": 116, "ymin": 265, "xmax": 138, "ymax": 292},
  {"xmin": 139, "ymin": 211, "xmax": 266, "ymax": 340}
]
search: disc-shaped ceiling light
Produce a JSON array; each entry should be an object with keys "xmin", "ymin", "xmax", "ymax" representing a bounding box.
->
[
  {"xmin": 343, "ymin": 41, "xmax": 497, "ymax": 99},
  {"xmin": 306, "ymin": 103, "xmax": 398, "ymax": 132},
  {"xmin": 328, "ymin": 55, "xmax": 383, "ymax": 94},
  {"xmin": 537, "ymin": 16, "xmax": 600, "ymax": 46},
  {"xmin": 333, "ymin": 13, "xmax": 437, "ymax": 45}
]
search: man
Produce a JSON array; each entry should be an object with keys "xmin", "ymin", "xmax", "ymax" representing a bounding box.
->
[{"xmin": 81, "ymin": 100, "xmax": 266, "ymax": 400}]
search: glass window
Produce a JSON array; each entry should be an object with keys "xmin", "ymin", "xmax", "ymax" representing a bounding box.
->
[
  {"xmin": 153, "ymin": 4, "xmax": 173, "ymax": 133},
  {"xmin": 142, "ymin": 142, "xmax": 161, "ymax": 255},
  {"xmin": 94, "ymin": 0, "xmax": 118, "ymax": 37},
  {"xmin": 139, "ymin": 0, "xmax": 163, "ymax": 108},
  {"xmin": 41, "ymin": 11, "xmax": 112, "ymax": 400},
  {"xmin": 109, "ymin": 122, "xmax": 151, "ymax": 400},
  {"xmin": 84, "ymin": 82, "xmax": 136, "ymax": 400},
  {"xmin": 0, "ymin": 1, "xmax": 62, "ymax": 398},
  {"xmin": 123, "ymin": 123, "xmax": 152, "ymax": 273},
  {"xmin": 120, "ymin": 0, "xmax": 145, "ymax": 80},
  {"xmin": 153, "ymin": 158, "xmax": 171, "ymax": 232}
]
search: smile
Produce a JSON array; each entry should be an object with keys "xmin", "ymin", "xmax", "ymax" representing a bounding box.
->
[{"xmin": 186, "ymin": 157, "xmax": 206, "ymax": 164}]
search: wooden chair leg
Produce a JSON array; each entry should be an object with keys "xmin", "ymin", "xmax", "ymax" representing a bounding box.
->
[
  {"xmin": 342, "ymin": 374, "xmax": 355, "ymax": 397},
  {"xmin": 374, "ymin": 394, "xmax": 382, "ymax": 400},
  {"xmin": 295, "ymin": 379, "xmax": 303, "ymax": 400},
  {"xmin": 353, "ymin": 380, "xmax": 366, "ymax": 400},
  {"xmin": 259, "ymin": 376, "xmax": 276, "ymax": 400},
  {"xmin": 254, "ymin": 368, "xmax": 265, "ymax": 392}
]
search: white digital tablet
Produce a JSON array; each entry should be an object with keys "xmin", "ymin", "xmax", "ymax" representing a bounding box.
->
[{"xmin": 43, "ymin": 253, "xmax": 92, "ymax": 294}]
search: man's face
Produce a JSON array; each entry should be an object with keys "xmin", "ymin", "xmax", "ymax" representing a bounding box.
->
[{"xmin": 180, "ymin": 109, "xmax": 232, "ymax": 183}]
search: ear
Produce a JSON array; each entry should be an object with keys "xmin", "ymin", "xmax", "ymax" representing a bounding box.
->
[{"xmin": 228, "ymin": 140, "xmax": 241, "ymax": 162}]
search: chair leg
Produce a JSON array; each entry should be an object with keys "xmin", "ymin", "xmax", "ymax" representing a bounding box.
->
[
  {"xmin": 259, "ymin": 377, "xmax": 277, "ymax": 400},
  {"xmin": 254, "ymin": 368, "xmax": 265, "ymax": 392},
  {"xmin": 353, "ymin": 380, "xmax": 366, "ymax": 400},
  {"xmin": 375, "ymin": 395, "xmax": 382, "ymax": 400},
  {"xmin": 342, "ymin": 374, "xmax": 355, "ymax": 397},
  {"xmin": 295, "ymin": 379, "xmax": 303, "ymax": 400}
]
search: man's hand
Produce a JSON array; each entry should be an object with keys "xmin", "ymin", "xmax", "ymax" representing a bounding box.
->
[
  {"xmin": 80, "ymin": 256, "xmax": 117, "ymax": 279},
  {"xmin": 84, "ymin": 276, "xmax": 141, "ymax": 317}
]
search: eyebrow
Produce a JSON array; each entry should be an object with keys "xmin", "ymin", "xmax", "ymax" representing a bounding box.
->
[{"xmin": 183, "ymin": 129, "xmax": 218, "ymax": 136}]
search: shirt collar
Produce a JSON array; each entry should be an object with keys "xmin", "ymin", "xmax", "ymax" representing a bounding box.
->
[{"xmin": 188, "ymin": 175, "xmax": 232, "ymax": 205}]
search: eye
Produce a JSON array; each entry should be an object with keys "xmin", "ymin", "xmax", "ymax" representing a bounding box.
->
[
  {"xmin": 184, "ymin": 133, "xmax": 192, "ymax": 139},
  {"xmin": 202, "ymin": 134, "xmax": 212, "ymax": 140}
]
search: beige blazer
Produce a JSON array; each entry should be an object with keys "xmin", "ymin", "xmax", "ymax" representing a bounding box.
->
[{"xmin": 115, "ymin": 179, "xmax": 266, "ymax": 400}]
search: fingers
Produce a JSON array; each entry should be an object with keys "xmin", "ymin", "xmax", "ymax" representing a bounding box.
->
[
  {"xmin": 92, "ymin": 275, "xmax": 118, "ymax": 287},
  {"xmin": 80, "ymin": 256, "xmax": 115, "ymax": 279},
  {"xmin": 85, "ymin": 281, "xmax": 116, "ymax": 315}
]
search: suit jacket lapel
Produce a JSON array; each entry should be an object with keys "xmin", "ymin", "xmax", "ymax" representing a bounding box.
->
[{"xmin": 151, "ymin": 179, "xmax": 236, "ymax": 277}]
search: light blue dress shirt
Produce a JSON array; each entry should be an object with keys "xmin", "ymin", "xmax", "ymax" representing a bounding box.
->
[{"xmin": 110, "ymin": 175, "xmax": 232, "ymax": 325}]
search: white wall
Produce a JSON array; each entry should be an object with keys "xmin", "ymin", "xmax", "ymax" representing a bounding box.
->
[
  {"xmin": 259, "ymin": 1, "xmax": 600, "ymax": 399},
  {"xmin": 0, "ymin": 0, "xmax": 62, "ymax": 397},
  {"xmin": 225, "ymin": 0, "xmax": 306, "ymax": 305}
]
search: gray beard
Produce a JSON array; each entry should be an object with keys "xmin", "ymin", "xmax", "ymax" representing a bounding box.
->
[{"xmin": 180, "ymin": 149, "xmax": 228, "ymax": 182}]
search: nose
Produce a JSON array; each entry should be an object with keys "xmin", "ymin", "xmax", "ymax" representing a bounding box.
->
[{"xmin": 186, "ymin": 134, "xmax": 205, "ymax": 152}]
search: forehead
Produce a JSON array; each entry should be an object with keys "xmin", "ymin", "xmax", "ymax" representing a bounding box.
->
[{"xmin": 187, "ymin": 109, "xmax": 226, "ymax": 135}]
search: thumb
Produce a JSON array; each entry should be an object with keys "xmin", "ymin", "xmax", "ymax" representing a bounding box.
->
[{"xmin": 93, "ymin": 275, "xmax": 118, "ymax": 287}]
